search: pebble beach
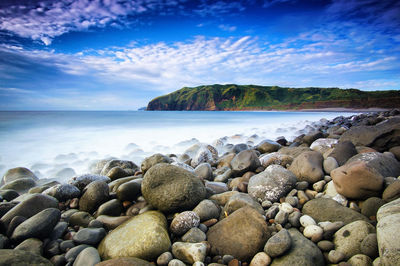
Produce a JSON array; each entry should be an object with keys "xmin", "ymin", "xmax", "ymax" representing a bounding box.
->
[{"xmin": 0, "ymin": 109, "xmax": 400, "ymax": 266}]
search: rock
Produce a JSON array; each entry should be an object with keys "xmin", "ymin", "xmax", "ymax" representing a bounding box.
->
[
  {"xmin": 108, "ymin": 176, "xmax": 138, "ymax": 193},
  {"xmin": 317, "ymin": 240, "xmax": 334, "ymax": 251},
  {"xmin": 209, "ymin": 191, "xmax": 239, "ymax": 206},
  {"xmin": 303, "ymin": 225, "xmax": 323, "ymax": 242},
  {"xmin": 288, "ymin": 151, "xmax": 324, "ymax": 183},
  {"xmin": 141, "ymin": 163, "xmax": 206, "ymax": 213},
  {"xmin": 73, "ymin": 247, "xmax": 100, "ymax": 266},
  {"xmin": 313, "ymin": 180, "xmax": 326, "ymax": 193},
  {"xmin": 207, "ymin": 206, "xmax": 270, "ymax": 262},
  {"xmin": 323, "ymin": 157, "xmax": 339, "ymax": 174},
  {"xmin": 96, "ymin": 215, "xmax": 131, "ymax": 230},
  {"xmin": 339, "ymin": 117, "xmax": 400, "ymax": 152},
  {"xmin": 360, "ymin": 233, "xmax": 378, "ymax": 259},
  {"xmin": 389, "ymin": 146, "xmax": 400, "ymax": 161},
  {"xmin": 73, "ymin": 227, "xmax": 106, "ymax": 246},
  {"xmin": 0, "ymin": 178, "xmax": 36, "ymax": 194},
  {"xmin": 1, "ymin": 167, "xmax": 38, "ymax": 185},
  {"xmin": 181, "ymin": 227, "xmax": 206, "ymax": 243},
  {"xmin": 0, "ymin": 249, "xmax": 51, "ymax": 265},
  {"xmin": 328, "ymin": 250, "xmax": 345, "ymax": 264},
  {"xmin": 271, "ymin": 228, "xmax": 324, "ymax": 266},
  {"xmin": 69, "ymin": 211, "xmax": 94, "ymax": 227},
  {"xmin": 15, "ymin": 238, "xmax": 43, "ymax": 255},
  {"xmin": 157, "ymin": 251, "xmax": 174, "ymax": 266},
  {"xmin": 217, "ymin": 153, "xmax": 235, "ymax": 168},
  {"xmin": 100, "ymin": 159, "xmax": 138, "ymax": 176},
  {"xmin": 191, "ymin": 147, "xmax": 214, "ymax": 168},
  {"xmin": 11, "ymin": 208, "xmax": 61, "ymax": 242},
  {"xmin": 168, "ymin": 259, "xmax": 186, "ymax": 266},
  {"xmin": 333, "ymin": 220, "xmax": 376, "ymax": 260},
  {"xmin": 331, "ymin": 161, "xmax": 384, "ymax": 199},
  {"xmin": 0, "ymin": 194, "xmax": 58, "ymax": 229},
  {"xmin": 347, "ymin": 254, "xmax": 373, "ymax": 266},
  {"xmin": 170, "ymin": 211, "xmax": 200, "ymax": 235},
  {"xmin": 328, "ymin": 141, "xmax": 358, "ymax": 166},
  {"xmin": 49, "ymin": 221, "xmax": 68, "ymax": 240},
  {"xmin": 42, "ymin": 184, "xmax": 80, "ymax": 201},
  {"xmin": 68, "ymin": 174, "xmax": 110, "ymax": 191},
  {"xmin": 348, "ymin": 152, "xmax": 400, "ymax": 178},
  {"xmin": 141, "ymin": 154, "xmax": 171, "ymax": 173},
  {"xmin": 259, "ymin": 152, "xmax": 293, "ymax": 168},
  {"xmin": 192, "ymin": 199, "xmax": 221, "ymax": 222},
  {"xmin": 104, "ymin": 166, "xmax": 129, "ymax": 181},
  {"xmin": 230, "ymin": 150, "xmax": 261, "ymax": 176},
  {"xmin": 300, "ymin": 214, "xmax": 316, "ymax": 227},
  {"xmin": 0, "ymin": 189, "xmax": 19, "ymax": 201},
  {"xmin": 98, "ymin": 211, "xmax": 171, "ymax": 261},
  {"xmin": 274, "ymin": 210, "xmax": 288, "ymax": 225},
  {"xmin": 44, "ymin": 239, "xmax": 60, "ymax": 258},
  {"xmin": 382, "ymin": 181, "xmax": 400, "ymax": 202},
  {"xmin": 376, "ymin": 198, "xmax": 400, "ymax": 265},
  {"xmin": 279, "ymin": 146, "xmax": 312, "ymax": 158},
  {"xmin": 65, "ymin": 244, "xmax": 91, "ymax": 263},
  {"xmin": 264, "ymin": 228, "xmax": 291, "ymax": 257},
  {"xmin": 96, "ymin": 257, "xmax": 153, "ymax": 266},
  {"xmin": 248, "ymin": 165, "xmax": 297, "ymax": 203},
  {"xmin": 361, "ymin": 197, "xmax": 386, "ymax": 219},
  {"xmin": 302, "ymin": 198, "xmax": 369, "ymax": 224},
  {"xmin": 250, "ymin": 252, "xmax": 271, "ymax": 266},
  {"xmin": 310, "ymin": 138, "xmax": 338, "ymax": 152},
  {"xmin": 288, "ymin": 211, "xmax": 301, "ymax": 227},
  {"xmin": 223, "ymin": 192, "xmax": 264, "ymax": 216},
  {"xmin": 79, "ymin": 180, "xmax": 109, "ymax": 213},
  {"xmin": 96, "ymin": 199, "xmax": 122, "ymax": 217},
  {"xmin": 256, "ymin": 140, "xmax": 281, "ymax": 154},
  {"xmin": 194, "ymin": 163, "xmax": 213, "ymax": 180},
  {"xmin": 205, "ymin": 181, "xmax": 229, "ymax": 194},
  {"xmin": 172, "ymin": 242, "xmax": 207, "ymax": 264}
]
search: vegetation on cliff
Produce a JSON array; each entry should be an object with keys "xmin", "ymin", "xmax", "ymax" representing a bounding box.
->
[{"xmin": 147, "ymin": 84, "xmax": 400, "ymax": 111}]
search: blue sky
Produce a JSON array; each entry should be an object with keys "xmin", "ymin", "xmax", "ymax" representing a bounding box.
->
[{"xmin": 0, "ymin": 0, "xmax": 399, "ymax": 110}]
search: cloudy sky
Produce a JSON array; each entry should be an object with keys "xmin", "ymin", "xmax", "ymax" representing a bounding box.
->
[{"xmin": 0, "ymin": 0, "xmax": 399, "ymax": 110}]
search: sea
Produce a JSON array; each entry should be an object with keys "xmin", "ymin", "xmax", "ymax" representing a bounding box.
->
[{"xmin": 0, "ymin": 111, "xmax": 358, "ymax": 183}]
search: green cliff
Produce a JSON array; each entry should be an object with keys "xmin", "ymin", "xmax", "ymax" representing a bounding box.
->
[{"xmin": 147, "ymin": 84, "xmax": 400, "ymax": 111}]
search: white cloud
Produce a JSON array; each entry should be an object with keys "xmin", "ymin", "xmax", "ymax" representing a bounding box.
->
[
  {"xmin": 0, "ymin": 87, "xmax": 34, "ymax": 94},
  {"xmin": 219, "ymin": 24, "xmax": 237, "ymax": 32}
]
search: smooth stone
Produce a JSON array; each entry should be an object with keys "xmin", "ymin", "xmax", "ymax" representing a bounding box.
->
[
  {"xmin": 15, "ymin": 237, "xmax": 43, "ymax": 255},
  {"xmin": 1, "ymin": 167, "xmax": 38, "ymax": 185},
  {"xmin": 108, "ymin": 176, "xmax": 138, "ymax": 193},
  {"xmin": 303, "ymin": 225, "xmax": 323, "ymax": 241},
  {"xmin": 96, "ymin": 199, "xmax": 122, "ymax": 217},
  {"xmin": 223, "ymin": 192, "xmax": 264, "ymax": 216},
  {"xmin": 319, "ymin": 221, "xmax": 345, "ymax": 240},
  {"xmin": 333, "ymin": 220, "xmax": 376, "ymax": 260},
  {"xmin": 192, "ymin": 199, "xmax": 221, "ymax": 222},
  {"xmin": 73, "ymin": 247, "xmax": 100, "ymax": 266},
  {"xmin": 68, "ymin": 174, "xmax": 110, "ymax": 190},
  {"xmin": 313, "ymin": 180, "xmax": 326, "ymax": 193},
  {"xmin": 105, "ymin": 166, "xmax": 129, "ymax": 181},
  {"xmin": 347, "ymin": 254, "xmax": 373, "ymax": 266},
  {"xmin": 230, "ymin": 150, "xmax": 261, "ymax": 176},
  {"xmin": 100, "ymin": 159, "xmax": 138, "ymax": 176},
  {"xmin": 279, "ymin": 146, "xmax": 312, "ymax": 158},
  {"xmin": 271, "ymin": 228, "xmax": 324, "ymax": 266},
  {"xmin": 6, "ymin": 215, "xmax": 26, "ymax": 237},
  {"xmin": 69, "ymin": 211, "xmax": 94, "ymax": 227},
  {"xmin": 44, "ymin": 239, "xmax": 60, "ymax": 258},
  {"xmin": 65, "ymin": 244, "xmax": 91, "ymax": 262},
  {"xmin": 168, "ymin": 259, "xmax": 186, "ymax": 266},
  {"xmin": 207, "ymin": 206, "xmax": 270, "ymax": 262},
  {"xmin": 49, "ymin": 221, "xmax": 68, "ymax": 240},
  {"xmin": 280, "ymin": 202, "xmax": 293, "ymax": 214},
  {"xmin": 60, "ymin": 240, "xmax": 75, "ymax": 253},
  {"xmin": 346, "ymin": 152, "xmax": 400, "ymax": 178},
  {"xmin": 0, "ymin": 249, "xmax": 51, "ymax": 265},
  {"xmin": 79, "ymin": 180, "xmax": 109, "ymax": 214},
  {"xmin": 141, "ymin": 153, "xmax": 171, "ymax": 173},
  {"xmin": 157, "ymin": 251, "xmax": 174, "ymax": 266},
  {"xmin": 172, "ymin": 241, "xmax": 207, "ymax": 264},
  {"xmin": 376, "ymin": 198, "xmax": 400, "ymax": 265},
  {"xmin": 98, "ymin": 211, "xmax": 171, "ymax": 261},
  {"xmin": 274, "ymin": 210, "xmax": 288, "ymax": 225},
  {"xmin": 288, "ymin": 151, "xmax": 324, "ymax": 183},
  {"xmin": 95, "ymin": 215, "xmax": 130, "ymax": 230},
  {"xmin": 205, "ymin": 181, "xmax": 229, "ymax": 194},
  {"xmin": 360, "ymin": 233, "xmax": 378, "ymax": 259},
  {"xmin": 382, "ymin": 181, "xmax": 400, "ymax": 202},
  {"xmin": 259, "ymin": 152, "xmax": 293, "ymax": 168},
  {"xmin": 288, "ymin": 211, "xmax": 301, "ymax": 227},
  {"xmin": 328, "ymin": 141, "xmax": 358, "ymax": 166},
  {"xmin": 170, "ymin": 211, "xmax": 200, "ymax": 235},
  {"xmin": 0, "ymin": 189, "xmax": 19, "ymax": 201},
  {"xmin": 249, "ymin": 252, "xmax": 271, "ymax": 266},
  {"xmin": 209, "ymin": 191, "xmax": 239, "ymax": 206},
  {"xmin": 300, "ymin": 215, "xmax": 316, "ymax": 227},
  {"xmin": 194, "ymin": 163, "xmax": 213, "ymax": 181},
  {"xmin": 60, "ymin": 209, "xmax": 79, "ymax": 222},
  {"xmin": 181, "ymin": 227, "xmax": 206, "ymax": 243},
  {"xmin": 191, "ymin": 146, "xmax": 214, "ymax": 168},
  {"xmin": 324, "ymin": 180, "xmax": 339, "ymax": 197},
  {"xmin": 0, "ymin": 178, "xmax": 36, "ymax": 194},
  {"xmin": 142, "ymin": 163, "xmax": 206, "ymax": 213},
  {"xmin": 361, "ymin": 197, "xmax": 385, "ymax": 219},
  {"xmin": 256, "ymin": 139, "xmax": 281, "ymax": 154},
  {"xmin": 96, "ymin": 257, "xmax": 153, "ymax": 266},
  {"xmin": 264, "ymin": 228, "xmax": 291, "ymax": 257},
  {"xmin": 328, "ymin": 250, "xmax": 346, "ymax": 264},
  {"xmin": 310, "ymin": 138, "xmax": 338, "ymax": 152},
  {"xmin": 302, "ymin": 198, "xmax": 370, "ymax": 224},
  {"xmin": 11, "ymin": 208, "xmax": 61, "ymax": 242},
  {"xmin": 317, "ymin": 240, "xmax": 334, "ymax": 251},
  {"xmin": 72, "ymin": 227, "xmax": 106, "ymax": 245},
  {"xmin": 248, "ymin": 165, "xmax": 297, "ymax": 203},
  {"xmin": 42, "ymin": 184, "xmax": 80, "ymax": 201}
]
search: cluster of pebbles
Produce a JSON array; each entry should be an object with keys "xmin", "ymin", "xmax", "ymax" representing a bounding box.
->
[{"xmin": 0, "ymin": 109, "xmax": 400, "ymax": 266}]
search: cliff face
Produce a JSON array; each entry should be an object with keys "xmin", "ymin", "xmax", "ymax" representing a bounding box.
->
[{"xmin": 146, "ymin": 84, "xmax": 400, "ymax": 111}]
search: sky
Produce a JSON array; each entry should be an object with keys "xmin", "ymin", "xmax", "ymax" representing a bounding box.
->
[{"xmin": 0, "ymin": 0, "xmax": 399, "ymax": 110}]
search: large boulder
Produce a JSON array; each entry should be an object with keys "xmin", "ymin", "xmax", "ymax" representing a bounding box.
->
[
  {"xmin": 1, "ymin": 167, "xmax": 38, "ymax": 185},
  {"xmin": 302, "ymin": 198, "xmax": 369, "ymax": 224},
  {"xmin": 339, "ymin": 117, "xmax": 400, "ymax": 152},
  {"xmin": 230, "ymin": 150, "xmax": 261, "ymax": 176},
  {"xmin": 271, "ymin": 228, "xmax": 324, "ymax": 266},
  {"xmin": 98, "ymin": 211, "xmax": 171, "ymax": 261},
  {"xmin": 207, "ymin": 206, "xmax": 270, "ymax": 262},
  {"xmin": 248, "ymin": 165, "xmax": 297, "ymax": 203},
  {"xmin": 79, "ymin": 180, "xmax": 109, "ymax": 214},
  {"xmin": 376, "ymin": 198, "xmax": 400, "ymax": 266},
  {"xmin": 0, "ymin": 249, "xmax": 51, "ymax": 265},
  {"xmin": 0, "ymin": 194, "xmax": 58, "ymax": 228},
  {"xmin": 141, "ymin": 154, "xmax": 171, "ymax": 173},
  {"xmin": 346, "ymin": 152, "xmax": 400, "ymax": 177},
  {"xmin": 288, "ymin": 151, "xmax": 324, "ymax": 183},
  {"xmin": 141, "ymin": 163, "xmax": 206, "ymax": 213}
]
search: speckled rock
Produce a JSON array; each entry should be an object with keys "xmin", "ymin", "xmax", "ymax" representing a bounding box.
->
[
  {"xmin": 68, "ymin": 174, "xmax": 110, "ymax": 190},
  {"xmin": 141, "ymin": 163, "xmax": 206, "ymax": 213},
  {"xmin": 264, "ymin": 228, "xmax": 292, "ymax": 257},
  {"xmin": 42, "ymin": 184, "xmax": 80, "ymax": 201},
  {"xmin": 194, "ymin": 163, "xmax": 213, "ymax": 181},
  {"xmin": 170, "ymin": 211, "xmax": 200, "ymax": 235},
  {"xmin": 141, "ymin": 154, "xmax": 171, "ymax": 173},
  {"xmin": 98, "ymin": 211, "xmax": 171, "ymax": 261},
  {"xmin": 288, "ymin": 151, "xmax": 324, "ymax": 183},
  {"xmin": 248, "ymin": 165, "xmax": 297, "ymax": 203},
  {"xmin": 259, "ymin": 152, "xmax": 293, "ymax": 168},
  {"xmin": 172, "ymin": 242, "xmax": 207, "ymax": 264}
]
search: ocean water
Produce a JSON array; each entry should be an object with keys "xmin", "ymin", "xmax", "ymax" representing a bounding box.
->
[{"xmin": 0, "ymin": 111, "xmax": 357, "ymax": 182}]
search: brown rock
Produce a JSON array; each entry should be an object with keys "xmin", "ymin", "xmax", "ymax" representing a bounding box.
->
[
  {"xmin": 328, "ymin": 141, "xmax": 357, "ymax": 166},
  {"xmin": 288, "ymin": 151, "xmax": 324, "ymax": 183},
  {"xmin": 382, "ymin": 181, "xmax": 400, "ymax": 202},
  {"xmin": 96, "ymin": 257, "xmax": 153, "ymax": 266},
  {"xmin": 389, "ymin": 146, "xmax": 400, "ymax": 161}
]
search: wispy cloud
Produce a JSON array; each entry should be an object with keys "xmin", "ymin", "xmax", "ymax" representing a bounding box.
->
[{"xmin": 219, "ymin": 24, "xmax": 237, "ymax": 32}]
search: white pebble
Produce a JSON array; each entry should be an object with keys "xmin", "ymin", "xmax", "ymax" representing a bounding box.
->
[
  {"xmin": 280, "ymin": 202, "xmax": 294, "ymax": 214},
  {"xmin": 300, "ymin": 215, "xmax": 316, "ymax": 227},
  {"xmin": 303, "ymin": 224, "xmax": 323, "ymax": 239}
]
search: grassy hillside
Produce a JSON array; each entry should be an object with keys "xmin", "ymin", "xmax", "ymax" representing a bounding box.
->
[{"xmin": 147, "ymin": 84, "xmax": 400, "ymax": 111}]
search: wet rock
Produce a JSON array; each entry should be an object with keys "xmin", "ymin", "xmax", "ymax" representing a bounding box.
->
[
  {"xmin": 79, "ymin": 180, "xmax": 109, "ymax": 214},
  {"xmin": 170, "ymin": 211, "xmax": 200, "ymax": 236},
  {"xmin": 382, "ymin": 181, "xmax": 400, "ymax": 202},
  {"xmin": 192, "ymin": 199, "xmax": 221, "ymax": 222},
  {"xmin": 194, "ymin": 163, "xmax": 213, "ymax": 181},
  {"xmin": 95, "ymin": 215, "xmax": 131, "ymax": 230},
  {"xmin": 96, "ymin": 199, "xmax": 122, "ymax": 217},
  {"xmin": 42, "ymin": 184, "xmax": 80, "ymax": 201},
  {"xmin": 72, "ymin": 227, "xmax": 106, "ymax": 246},
  {"xmin": 361, "ymin": 197, "xmax": 385, "ymax": 219},
  {"xmin": 49, "ymin": 221, "xmax": 68, "ymax": 240},
  {"xmin": 96, "ymin": 257, "xmax": 153, "ymax": 266},
  {"xmin": 100, "ymin": 159, "xmax": 138, "ymax": 176},
  {"xmin": 69, "ymin": 211, "xmax": 94, "ymax": 227},
  {"xmin": 172, "ymin": 242, "xmax": 207, "ymax": 264},
  {"xmin": 0, "ymin": 178, "xmax": 36, "ymax": 194},
  {"xmin": 98, "ymin": 211, "xmax": 171, "ymax": 261},
  {"xmin": 256, "ymin": 139, "xmax": 281, "ymax": 154},
  {"xmin": 248, "ymin": 165, "xmax": 297, "ymax": 203},
  {"xmin": 0, "ymin": 189, "xmax": 19, "ymax": 201},
  {"xmin": 141, "ymin": 154, "xmax": 171, "ymax": 173},
  {"xmin": 141, "ymin": 163, "xmax": 206, "ymax": 213},
  {"xmin": 230, "ymin": 150, "xmax": 261, "ymax": 176},
  {"xmin": 65, "ymin": 244, "xmax": 91, "ymax": 263},
  {"xmin": 69, "ymin": 174, "xmax": 110, "ymax": 190},
  {"xmin": 288, "ymin": 151, "xmax": 324, "ymax": 183},
  {"xmin": 1, "ymin": 167, "xmax": 38, "ymax": 185},
  {"xmin": 15, "ymin": 238, "xmax": 43, "ymax": 255}
]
